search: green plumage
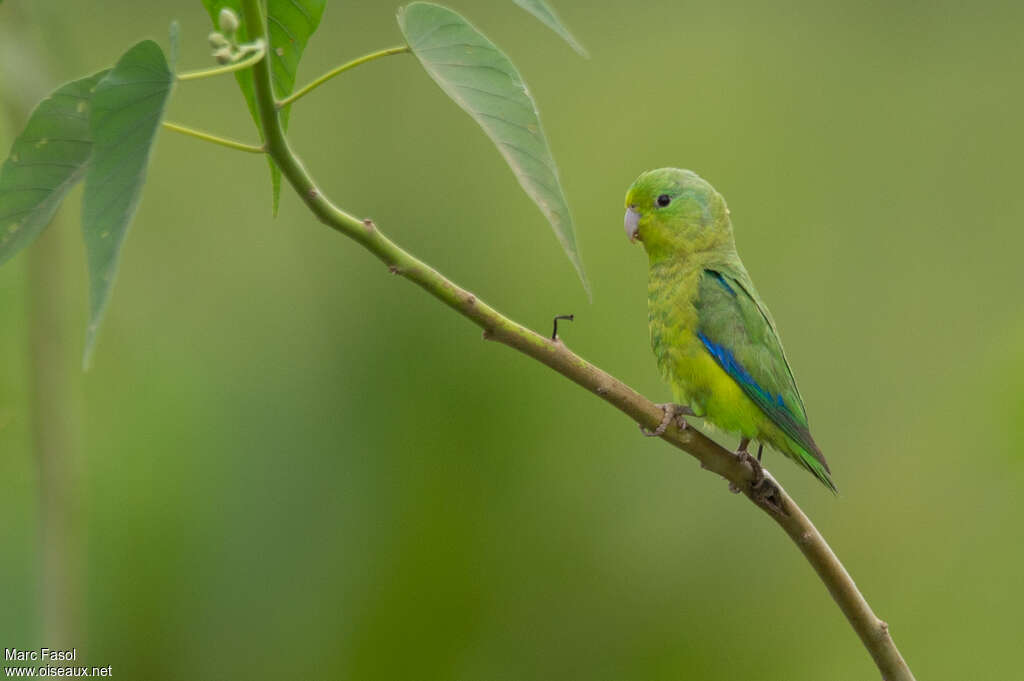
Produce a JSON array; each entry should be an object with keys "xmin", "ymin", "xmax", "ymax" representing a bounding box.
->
[{"xmin": 625, "ymin": 168, "xmax": 835, "ymax": 491}]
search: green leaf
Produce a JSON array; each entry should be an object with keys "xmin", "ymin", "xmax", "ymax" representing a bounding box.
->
[
  {"xmin": 0, "ymin": 71, "xmax": 108, "ymax": 267},
  {"xmin": 512, "ymin": 0, "xmax": 588, "ymax": 57},
  {"xmin": 82, "ymin": 40, "xmax": 174, "ymax": 366},
  {"xmin": 202, "ymin": 0, "xmax": 326, "ymax": 216},
  {"xmin": 398, "ymin": 2, "xmax": 589, "ymax": 295}
]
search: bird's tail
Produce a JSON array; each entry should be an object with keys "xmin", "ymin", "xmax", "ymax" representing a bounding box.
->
[{"xmin": 792, "ymin": 439, "xmax": 837, "ymax": 494}]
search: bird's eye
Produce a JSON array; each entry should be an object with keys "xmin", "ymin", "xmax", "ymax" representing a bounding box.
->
[{"xmin": 656, "ymin": 194, "xmax": 671, "ymax": 207}]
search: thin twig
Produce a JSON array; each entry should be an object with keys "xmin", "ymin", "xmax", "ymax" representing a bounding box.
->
[
  {"xmin": 238, "ymin": 1, "xmax": 916, "ymax": 678},
  {"xmin": 276, "ymin": 45, "xmax": 410, "ymax": 109}
]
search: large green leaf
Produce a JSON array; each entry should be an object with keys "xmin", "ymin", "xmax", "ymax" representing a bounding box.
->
[
  {"xmin": 82, "ymin": 40, "xmax": 174, "ymax": 366},
  {"xmin": 512, "ymin": 0, "xmax": 588, "ymax": 57},
  {"xmin": 398, "ymin": 3, "xmax": 588, "ymax": 295},
  {"xmin": 202, "ymin": 0, "xmax": 326, "ymax": 216},
  {"xmin": 0, "ymin": 71, "xmax": 107, "ymax": 266}
]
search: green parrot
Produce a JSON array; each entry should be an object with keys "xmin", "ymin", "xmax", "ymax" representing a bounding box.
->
[{"xmin": 624, "ymin": 168, "xmax": 835, "ymax": 492}]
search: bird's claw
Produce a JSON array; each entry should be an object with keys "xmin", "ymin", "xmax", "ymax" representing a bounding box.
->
[
  {"xmin": 735, "ymin": 446, "xmax": 766, "ymax": 489},
  {"xmin": 639, "ymin": 403, "xmax": 692, "ymax": 437}
]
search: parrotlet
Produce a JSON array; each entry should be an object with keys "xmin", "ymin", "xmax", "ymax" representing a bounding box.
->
[{"xmin": 624, "ymin": 168, "xmax": 834, "ymax": 491}]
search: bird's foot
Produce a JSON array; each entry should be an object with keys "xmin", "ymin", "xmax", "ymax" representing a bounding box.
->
[
  {"xmin": 730, "ymin": 440, "xmax": 783, "ymax": 510},
  {"xmin": 734, "ymin": 439, "xmax": 766, "ymax": 489},
  {"xmin": 639, "ymin": 403, "xmax": 694, "ymax": 437}
]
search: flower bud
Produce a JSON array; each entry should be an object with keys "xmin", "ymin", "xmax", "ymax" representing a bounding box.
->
[
  {"xmin": 208, "ymin": 31, "xmax": 230, "ymax": 49},
  {"xmin": 213, "ymin": 46, "xmax": 234, "ymax": 65},
  {"xmin": 218, "ymin": 8, "xmax": 240, "ymax": 34}
]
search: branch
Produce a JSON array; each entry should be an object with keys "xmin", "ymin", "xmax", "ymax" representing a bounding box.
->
[{"xmin": 238, "ymin": 1, "xmax": 915, "ymax": 678}]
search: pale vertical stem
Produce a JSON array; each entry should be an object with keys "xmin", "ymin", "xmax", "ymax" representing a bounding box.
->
[
  {"xmin": 2, "ymin": 2, "xmax": 84, "ymax": 647},
  {"xmin": 28, "ymin": 215, "xmax": 82, "ymax": 645}
]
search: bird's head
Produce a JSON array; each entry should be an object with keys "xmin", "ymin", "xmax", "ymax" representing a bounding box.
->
[{"xmin": 623, "ymin": 168, "xmax": 733, "ymax": 261}]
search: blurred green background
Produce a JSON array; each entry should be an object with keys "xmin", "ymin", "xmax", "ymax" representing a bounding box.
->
[{"xmin": 2, "ymin": 0, "xmax": 1022, "ymax": 679}]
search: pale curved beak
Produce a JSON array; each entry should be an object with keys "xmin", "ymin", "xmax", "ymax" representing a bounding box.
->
[{"xmin": 624, "ymin": 206, "xmax": 641, "ymax": 242}]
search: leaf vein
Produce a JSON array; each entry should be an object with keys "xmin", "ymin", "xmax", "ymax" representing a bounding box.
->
[
  {"xmin": 454, "ymin": 85, "xmax": 533, "ymax": 113},
  {"xmin": 282, "ymin": 0, "xmax": 313, "ymax": 24},
  {"xmin": 17, "ymin": 137, "xmax": 92, "ymax": 145},
  {"xmin": 409, "ymin": 21, "xmax": 463, "ymax": 47},
  {"xmin": 474, "ymin": 111, "xmax": 546, "ymax": 140},
  {"xmin": 3, "ymin": 161, "xmax": 83, "ymax": 170},
  {"xmin": 0, "ymin": 207, "xmax": 40, "ymax": 223},
  {"xmin": 88, "ymin": 111, "xmax": 162, "ymax": 189},
  {"xmin": 430, "ymin": 62, "xmax": 518, "ymax": 81},
  {"xmin": 268, "ymin": 15, "xmax": 298, "ymax": 45}
]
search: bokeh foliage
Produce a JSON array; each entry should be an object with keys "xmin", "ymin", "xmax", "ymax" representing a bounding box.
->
[{"xmin": 1, "ymin": 0, "xmax": 1022, "ymax": 679}]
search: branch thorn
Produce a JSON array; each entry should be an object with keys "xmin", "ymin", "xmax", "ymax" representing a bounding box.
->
[{"xmin": 551, "ymin": 314, "xmax": 574, "ymax": 340}]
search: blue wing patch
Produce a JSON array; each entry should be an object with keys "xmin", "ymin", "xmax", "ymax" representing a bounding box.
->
[
  {"xmin": 709, "ymin": 270, "xmax": 736, "ymax": 296},
  {"xmin": 697, "ymin": 331, "xmax": 787, "ymax": 412}
]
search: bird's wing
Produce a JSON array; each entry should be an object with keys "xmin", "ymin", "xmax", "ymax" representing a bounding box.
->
[{"xmin": 695, "ymin": 264, "xmax": 829, "ymax": 474}]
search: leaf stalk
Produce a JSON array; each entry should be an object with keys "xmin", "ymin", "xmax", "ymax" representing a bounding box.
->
[
  {"xmin": 177, "ymin": 39, "xmax": 266, "ymax": 81},
  {"xmin": 161, "ymin": 121, "xmax": 265, "ymax": 153},
  {"xmin": 276, "ymin": 45, "xmax": 411, "ymax": 109}
]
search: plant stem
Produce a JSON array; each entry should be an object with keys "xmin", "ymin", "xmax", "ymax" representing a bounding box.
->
[
  {"xmin": 177, "ymin": 40, "xmax": 265, "ymax": 81},
  {"xmin": 240, "ymin": 1, "xmax": 916, "ymax": 677},
  {"xmin": 2, "ymin": 3, "xmax": 83, "ymax": 644},
  {"xmin": 276, "ymin": 46, "xmax": 410, "ymax": 109},
  {"xmin": 28, "ymin": 213, "xmax": 81, "ymax": 646},
  {"xmin": 162, "ymin": 121, "xmax": 265, "ymax": 153}
]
